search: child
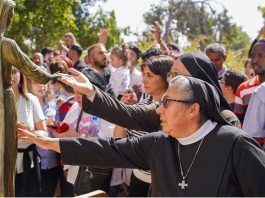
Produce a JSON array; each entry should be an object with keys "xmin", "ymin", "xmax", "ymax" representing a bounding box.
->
[{"xmin": 109, "ymin": 45, "xmax": 130, "ymax": 99}]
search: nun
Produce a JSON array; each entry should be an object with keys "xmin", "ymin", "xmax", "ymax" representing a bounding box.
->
[{"xmin": 18, "ymin": 76, "xmax": 265, "ymax": 196}]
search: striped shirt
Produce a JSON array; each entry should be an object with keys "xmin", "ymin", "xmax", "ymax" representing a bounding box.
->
[{"xmin": 234, "ymin": 75, "xmax": 260, "ymax": 124}]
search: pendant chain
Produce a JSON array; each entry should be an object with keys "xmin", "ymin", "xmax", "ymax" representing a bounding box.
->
[{"xmin": 178, "ymin": 138, "xmax": 204, "ymax": 180}]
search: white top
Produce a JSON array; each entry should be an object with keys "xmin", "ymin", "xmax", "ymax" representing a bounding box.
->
[
  {"xmin": 217, "ymin": 64, "xmax": 227, "ymax": 79},
  {"xmin": 177, "ymin": 120, "xmax": 218, "ymax": 145},
  {"xmin": 16, "ymin": 93, "xmax": 45, "ymax": 173},
  {"xmin": 242, "ymin": 83, "xmax": 265, "ymax": 138},
  {"xmin": 109, "ymin": 66, "xmax": 130, "ymax": 97},
  {"xmin": 129, "ymin": 67, "xmax": 143, "ymax": 91}
]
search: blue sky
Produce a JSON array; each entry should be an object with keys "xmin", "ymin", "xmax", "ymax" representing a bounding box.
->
[{"xmin": 98, "ymin": 0, "xmax": 264, "ymax": 41}]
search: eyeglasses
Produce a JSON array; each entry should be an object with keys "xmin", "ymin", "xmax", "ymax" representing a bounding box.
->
[{"xmin": 159, "ymin": 97, "xmax": 194, "ymax": 108}]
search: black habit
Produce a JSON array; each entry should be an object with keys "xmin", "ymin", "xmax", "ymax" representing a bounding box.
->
[
  {"xmin": 60, "ymin": 125, "xmax": 265, "ymax": 196},
  {"xmin": 70, "ymin": 77, "xmax": 265, "ymax": 196}
]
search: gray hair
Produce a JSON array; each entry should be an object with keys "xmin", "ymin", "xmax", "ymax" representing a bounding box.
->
[
  {"xmin": 169, "ymin": 76, "xmax": 194, "ymax": 102},
  {"xmin": 205, "ymin": 43, "xmax": 226, "ymax": 56},
  {"xmin": 169, "ymin": 76, "xmax": 207, "ymax": 124}
]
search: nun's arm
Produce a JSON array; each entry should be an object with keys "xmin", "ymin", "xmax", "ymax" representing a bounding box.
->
[{"xmin": 82, "ymin": 87, "xmax": 161, "ymax": 132}]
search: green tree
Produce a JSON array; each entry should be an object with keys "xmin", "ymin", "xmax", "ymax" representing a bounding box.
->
[
  {"xmin": 142, "ymin": 0, "xmax": 251, "ymax": 70},
  {"xmin": 73, "ymin": 7, "xmax": 129, "ymax": 50},
  {"xmin": 6, "ymin": 0, "xmax": 128, "ymax": 54},
  {"xmin": 6, "ymin": 0, "xmax": 78, "ymax": 54}
]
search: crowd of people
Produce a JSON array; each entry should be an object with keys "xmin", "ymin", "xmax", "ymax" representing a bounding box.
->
[{"xmin": 1, "ymin": 0, "xmax": 265, "ymax": 196}]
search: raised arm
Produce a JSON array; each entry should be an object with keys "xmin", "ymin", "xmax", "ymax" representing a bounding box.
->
[{"xmin": 152, "ymin": 21, "xmax": 169, "ymax": 53}]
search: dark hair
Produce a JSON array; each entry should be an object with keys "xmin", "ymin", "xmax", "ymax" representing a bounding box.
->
[
  {"xmin": 87, "ymin": 43, "xmax": 105, "ymax": 57},
  {"xmin": 141, "ymin": 55, "xmax": 174, "ymax": 88},
  {"xmin": 12, "ymin": 67, "xmax": 29, "ymax": 100},
  {"xmin": 41, "ymin": 47, "xmax": 54, "ymax": 57},
  {"xmin": 70, "ymin": 44, "xmax": 83, "ymax": 57},
  {"xmin": 141, "ymin": 48, "xmax": 162, "ymax": 62},
  {"xmin": 223, "ymin": 70, "xmax": 248, "ymax": 94},
  {"xmin": 205, "ymin": 43, "xmax": 226, "ymax": 56},
  {"xmin": 128, "ymin": 44, "xmax": 142, "ymax": 59},
  {"xmin": 111, "ymin": 45, "xmax": 129, "ymax": 65}
]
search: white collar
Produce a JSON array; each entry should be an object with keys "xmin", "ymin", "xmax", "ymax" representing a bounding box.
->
[{"xmin": 177, "ymin": 120, "xmax": 217, "ymax": 145}]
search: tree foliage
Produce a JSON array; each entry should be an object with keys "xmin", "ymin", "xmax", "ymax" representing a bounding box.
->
[
  {"xmin": 6, "ymin": 0, "xmax": 77, "ymax": 54},
  {"xmin": 6, "ymin": 0, "xmax": 127, "ymax": 54},
  {"xmin": 141, "ymin": 0, "xmax": 251, "ymax": 70}
]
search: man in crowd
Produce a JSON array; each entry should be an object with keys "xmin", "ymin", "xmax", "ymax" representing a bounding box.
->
[
  {"xmin": 68, "ymin": 44, "xmax": 86, "ymax": 72},
  {"xmin": 234, "ymin": 39, "xmax": 265, "ymax": 124},
  {"xmin": 205, "ymin": 43, "xmax": 227, "ymax": 79},
  {"xmin": 243, "ymin": 82, "xmax": 265, "ymax": 146},
  {"xmin": 41, "ymin": 47, "xmax": 54, "ymax": 69},
  {"xmin": 82, "ymin": 29, "xmax": 113, "ymax": 94}
]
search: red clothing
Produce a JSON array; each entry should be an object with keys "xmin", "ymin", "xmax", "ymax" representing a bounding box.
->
[{"xmin": 234, "ymin": 75, "xmax": 260, "ymax": 124}]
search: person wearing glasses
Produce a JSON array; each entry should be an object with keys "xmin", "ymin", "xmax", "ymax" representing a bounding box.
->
[
  {"xmin": 205, "ymin": 43, "xmax": 227, "ymax": 80},
  {"xmin": 18, "ymin": 76, "xmax": 265, "ymax": 196},
  {"xmin": 71, "ymin": 52, "xmax": 239, "ymax": 132}
]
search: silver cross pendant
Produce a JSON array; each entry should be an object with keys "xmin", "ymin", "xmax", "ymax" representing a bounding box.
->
[{"xmin": 178, "ymin": 180, "xmax": 188, "ymax": 189}]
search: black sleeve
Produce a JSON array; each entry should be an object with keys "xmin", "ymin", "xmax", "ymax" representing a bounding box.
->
[
  {"xmin": 82, "ymin": 87, "xmax": 161, "ymax": 132},
  {"xmin": 233, "ymin": 135, "xmax": 265, "ymax": 196},
  {"xmin": 60, "ymin": 134, "xmax": 158, "ymax": 169}
]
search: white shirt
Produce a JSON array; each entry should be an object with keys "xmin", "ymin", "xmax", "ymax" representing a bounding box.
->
[
  {"xmin": 243, "ymin": 82, "xmax": 265, "ymax": 138},
  {"xmin": 16, "ymin": 93, "xmax": 45, "ymax": 173},
  {"xmin": 129, "ymin": 67, "xmax": 143, "ymax": 91},
  {"xmin": 217, "ymin": 64, "xmax": 227, "ymax": 79},
  {"xmin": 109, "ymin": 66, "xmax": 130, "ymax": 97}
]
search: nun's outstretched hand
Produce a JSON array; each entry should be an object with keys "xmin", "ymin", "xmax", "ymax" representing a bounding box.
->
[
  {"xmin": 58, "ymin": 68, "xmax": 94, "ymax": 98},
  {"xmin": 17, "ymin": 123, "xmax": 61, "ymax": 153}
]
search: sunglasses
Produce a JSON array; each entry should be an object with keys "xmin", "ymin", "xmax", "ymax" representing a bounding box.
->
[{"xmin": 159, "ymin": 97, "xmax": 194, "ymax": 108}]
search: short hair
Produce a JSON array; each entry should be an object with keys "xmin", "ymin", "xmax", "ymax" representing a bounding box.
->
[
  {"xmin": 222, "ymin": 70, "xmax": 248, "ymax": 94},
  {"xmin": 87, "ymin": 43, "xmax": 105, "ymax": 57},
  {"xmin": 141, "ymin": 48, "xmax": 162, "ymax": 62},
  {"xmin": 169, "ymin": 76, "xmax": 207, "ymax": 124},
  {"xmin": 41, "ymin": 47, "xmax": 54, "ymax": 57},
  {"xmin": 169, "ymin": 76, "xmax": 194, "ymax": 102},
  {"xmin": 70, "ymin": 44, "xmax": 83, "ymax": 57},
  {"xmin": 205, "ymin": 43, "xmax": 226, "ymax": 56},
  {"xmin": 128, "ymin": 44, "xmax": 142, "ymax": 59}
]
